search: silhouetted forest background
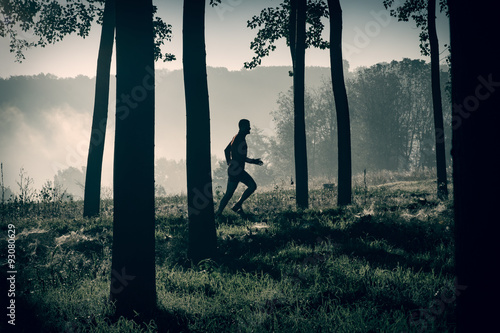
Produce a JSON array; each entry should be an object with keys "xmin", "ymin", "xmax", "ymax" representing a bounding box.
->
[{"xmin": 0, "ymin": 60, "xmax": 451, "ymax": 198}]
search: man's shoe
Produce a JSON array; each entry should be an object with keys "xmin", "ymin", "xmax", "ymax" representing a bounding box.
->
[{"xmin": 231, "ymin": 205, "xmax": 244, "ymax": 215}]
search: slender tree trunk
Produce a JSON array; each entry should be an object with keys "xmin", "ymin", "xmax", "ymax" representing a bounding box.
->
[
  {"xmin": 291, "ymin": 0, "xmax": 308, "ymax": 209},
  {"xmin": 428, "ymin": 0, "xmax": 448, "ymax": 200},
  {"xmin": 328, "ymin": 102, "xmax": 336, "ymax": 181},
  {"xmin": 83, "ymin": 0, "xmax": 115, "ymax": 217},
  {"xmin": 289, "ymin": 0, "xmax": 297, "ymax": 66},
  {"xmin": 111, "ymin": 0, "xmax": 156, "ymax": 317},
  {"xmin": 328, "ymin": 0, "xmax": 352, "ymax": 206},
  {"xmin": 183, "ymin": 0, "xmax": 217, "ymax": 263},
  {"xmin": 1, "ymin": 163, "xmax": 4, "ymax": 204},
  {"xmin": 449, "ymin": 1, "xmax": 500, "ymax": 331}
]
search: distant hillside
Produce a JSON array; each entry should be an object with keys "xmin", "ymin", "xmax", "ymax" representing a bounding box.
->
[
  {"xmin": 156, "ymin": 66, "xmax": 340, "ymax": 160},
  {"xmin": 0, "ymin": 66, "xmax": 336, "ymax": 189}
]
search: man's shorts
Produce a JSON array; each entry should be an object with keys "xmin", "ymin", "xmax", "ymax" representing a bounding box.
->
[{"xmin": 228, "ymin": 167, "xmax": 254, "ymax": 185}]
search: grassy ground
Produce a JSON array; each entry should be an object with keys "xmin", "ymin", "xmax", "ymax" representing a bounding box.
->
[{"xmin": 0, "ymin": 175, "xmax": 456, "ymax": 332}]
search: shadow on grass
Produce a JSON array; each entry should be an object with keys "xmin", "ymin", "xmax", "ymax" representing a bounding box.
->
[
  {"xmin": 188, "ymin": 206, "xmax": 454, "ymax": 279},
  {"xmin": 3, "ymin": 193, "xmax": 454, "ymax": 332},
  {"xmin": 105, "ymin": 305, "xmax": 191, "ymax": 333}
]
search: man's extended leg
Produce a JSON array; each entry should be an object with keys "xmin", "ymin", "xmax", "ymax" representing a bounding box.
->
[
  {"xmin": 216, "ymin": 180, "xmax": 239, "ymax": 215},
  {"xmin": 232, "ymin": 172, "xmax": 257, "ymax": 213}
]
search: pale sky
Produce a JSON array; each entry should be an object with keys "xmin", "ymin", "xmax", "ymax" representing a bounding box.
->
[{"xmin": 0, "ymin": 0, "xmax": 450, "ymax": 78}]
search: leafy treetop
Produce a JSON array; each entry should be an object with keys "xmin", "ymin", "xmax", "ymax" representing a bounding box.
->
[
  {"xmin": 383, "ymin": 0, "xmax": 449, "ymax": 58},
  {"xmin": 244, "ymin": 0, "xmax": 329, "ymax": 70},
  {"xmin": 0, "ymin": 0, "xmax": 174, "ymax": 62}
]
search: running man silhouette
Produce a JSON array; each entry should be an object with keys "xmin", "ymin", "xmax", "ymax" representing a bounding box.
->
[{"xmin": 216, "ymin": 119, "xmax": 263, "ymax": 216}]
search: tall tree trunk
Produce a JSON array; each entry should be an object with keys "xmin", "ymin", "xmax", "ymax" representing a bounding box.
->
[
  {"xmin": 183, "ymin": 0, "xmax": 217, "ymax": 263},
  {"xmin": 83, "ymin": 0, "xmax": 115, "ymax": 217},
  {"xmin": 289, "ymin": 0, "xmax": 297, "ymax": 65},
  {"xmin": 328, "ymin": 0, "xmax": 352, "ymax": 206},
  {"xmin": 111, "ymin": 0, "xmax": 156, "ymax": 317},
  {"xmin": 428, "ymin": 0, "xmax": 448, "ymax": 200},
  {"xmin": 291, "ymin": 0, "xmax": 309, "ymax": 209},
  {"xmin": 449, "ymin": 1, "xmax": 500, "ymax": 332}
]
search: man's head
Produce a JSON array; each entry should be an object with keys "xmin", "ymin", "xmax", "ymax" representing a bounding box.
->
[{"xmin": 238, "ymin": 119, "xmax": 251, "ymax": 134}]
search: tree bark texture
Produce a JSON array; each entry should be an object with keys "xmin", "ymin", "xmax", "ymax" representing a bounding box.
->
[
  {"xmin": 111, "ymin": 0, "xmax": 156, "ymax": 317},
  {"xmin": 428, "ymin": 0, "xmax": 448, "ymax": 200},
  {"xmin": 291, "ymin": 0, "xmax": 309, "ymax": 209},
  {"xmin": 83, "ymin": 0, "xmax": 115, "ymax": 217},
  {"xmin": 449, "ymin": 1, "xmax": 500, "ymax": 331},
  {"xmin": 328, "ymin": 0, "xmax": 352, "ymax": 206},
  {"xmin": 183, "ymin": 0, "xmax": 217, "ymax": 263}
]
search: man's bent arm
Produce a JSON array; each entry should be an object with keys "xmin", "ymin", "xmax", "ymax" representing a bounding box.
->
[
  {"xmin": 224, "ymin": 143, "xmax": 231, "ymax": 165},
  {"xmin": 246, "ymin": 157, "xmax": 263, "ymax": 165}
]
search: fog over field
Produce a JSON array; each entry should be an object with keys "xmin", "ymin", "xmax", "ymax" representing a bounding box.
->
[
  {"xmin": 0, "ymin": 66, "xmax": 334, "ymax": 195},
  {"xmin": 1, "ymin": 60, "xmax": 453, "ymax": 199}
]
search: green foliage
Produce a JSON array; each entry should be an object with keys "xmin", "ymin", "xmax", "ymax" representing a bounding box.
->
[
  {"xmin": 270, "ymin": 84, "xmax": 337, "ymax": 179},
  {"xmin": 349, "ymin": 59, "xmax": 452, "ymax": 171},
  {"xmin": 0, "ymin": 0, "xmax": 175, "ymax": 62},
  {"xmin": 152, "ymin": 5, "xmax": 175, "ymax": 62},
  {"xmin": 244, "ymin": 0, "xmax": 329, "ymax": 69},
  {"xmin": 15, "ymin": 167, "xmax": 34, "ymax": 204},
  {"xmin": 1, "ymin": 0, "xmax": 104, "ymax": 61},
  {"xmin": 54, "ymin": 166, "xmax": 85, "ymax": 199},
  {"xmin": 264, "ymin": 59, "xmax": 452, "ymax": 176},
  {"xmin": 2, "ymin": 173, "xmax": 456, "ymax": 332},
  {"xmin": 383, "ymin": 0, "xmax": 449, "ymax": 59},
  {"xmin": 0, "ymin": 168, "xmax": 79, "ymax": 219}
]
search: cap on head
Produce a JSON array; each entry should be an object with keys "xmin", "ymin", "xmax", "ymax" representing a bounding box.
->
[{"xmin": 238, "ymin": 119, "xmax": 250, "ymax": 130}]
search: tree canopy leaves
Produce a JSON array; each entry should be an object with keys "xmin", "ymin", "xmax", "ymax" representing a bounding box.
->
[
  {"xmin": 0, "ymin": 0, "xmax": 175, "ymax": 62},
  {"xmin": 383, "ymin": 0, "xmax": 448, "ymax": 57},
  {"xmin": 244, "ymin": 0, "xmax": 329, "ymax": 69}
]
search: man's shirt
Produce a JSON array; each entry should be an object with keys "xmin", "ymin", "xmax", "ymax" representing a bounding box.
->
[{"xmin": 224, "ymin": 132, "xmax": 247, "ymax": 171}]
